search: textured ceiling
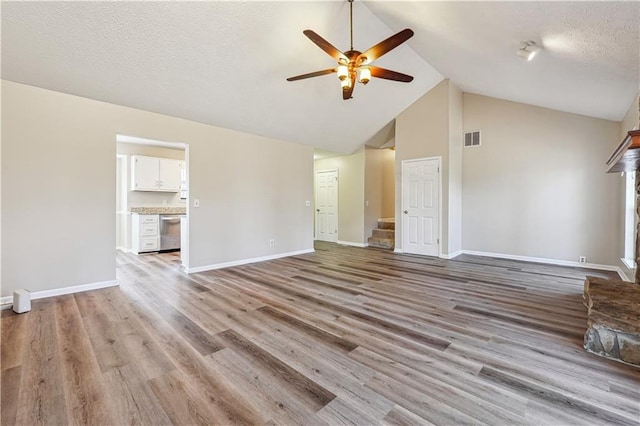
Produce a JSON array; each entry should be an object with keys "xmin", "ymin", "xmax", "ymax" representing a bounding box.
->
[
  {"xmin": 367, "ymin": 1, "xmax": 640, "ymax": 121},
  {"xmin": 2, "ymin": 1, "xmax": 638, "ymax": 155}
]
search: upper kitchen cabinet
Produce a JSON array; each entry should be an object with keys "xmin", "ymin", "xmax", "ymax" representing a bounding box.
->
[{"xmin": 131, "ymin": 155, "xmax": 184, "ymax": 192}]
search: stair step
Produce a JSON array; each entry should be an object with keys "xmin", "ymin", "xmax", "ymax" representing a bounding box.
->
[
  {"xmin": 372, "ymin": 228, "xmax": 395, "ymax": 239},
  {"xmin": 368, "ymin": 237, "xmax": 395, "ymax": 250},
  {"xmin": 378, "ymin": 218, "xmax": 395, "ymax": 230}
]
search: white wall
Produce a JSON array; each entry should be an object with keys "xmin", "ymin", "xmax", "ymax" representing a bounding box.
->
[
  {"xmin": 1, "ymin": 81, "xmax": 314, "ymax": 297},
  {"xmin": 364, "ymin": 147, "xmax": 395, "ymax": 240},
  {"xmin": 621, "ymin": 94, "xmax": 640, "ymax": 135},
  {"xmin": 364, "ymin": 147, "xmax": 383, "ymax": 241},
  {"xmin": 447, "ymin": 83, "xmax": 463, "ymax": 255},
  {"xmin": 395, "ymin": 79, "xmax": 462, "ymax": 256},
  {"xmin": 381, "ymin": 149, "xmax": 395, "ymax": 219},
  {"xmin": 462, "ymin": 93, "xmax": 622, "ymax": 266}
]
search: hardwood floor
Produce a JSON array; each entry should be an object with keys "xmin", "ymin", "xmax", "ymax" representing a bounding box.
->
[{"xmin": 2, "ymin": 242, "xmax": 639, "ymax": 425}]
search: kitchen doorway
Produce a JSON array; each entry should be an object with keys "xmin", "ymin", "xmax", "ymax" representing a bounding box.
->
[{"xmin": 115, "ymin": 134, "xmax": 190, "ymax": 268}]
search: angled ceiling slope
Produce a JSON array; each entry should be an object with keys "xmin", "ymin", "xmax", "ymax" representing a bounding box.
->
[
  {"xmin": 2, "ymin": 2, "xmax": 638, "ymax": 155},
  {"xmin": 367, "ymin": 1, "xmax": 640, "ymax": 121},
  {"xmin": 1, "ymin": 1, "xmax": 442, "ymax": 155}
]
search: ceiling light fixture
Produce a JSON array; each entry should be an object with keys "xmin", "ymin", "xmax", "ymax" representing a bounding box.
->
[
  {"xmin": 337, "ymin": 64, "xmax": 349, "ymax": 81},
  {"xmin": 517, "ymin": 40, "xmax": 539, "ymax": 61},
  {"xmin": 286, "ymin": 0, "xmax": 414, "ymax": 100},
  {"xmin": 358, "ymin": 67, "xmax": 371, "ymax": 85}
]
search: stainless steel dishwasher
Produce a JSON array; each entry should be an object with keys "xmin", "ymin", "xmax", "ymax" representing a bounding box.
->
[{"xmin": 159, "ymin": 215, "xmax": 181, "ymax": 251}]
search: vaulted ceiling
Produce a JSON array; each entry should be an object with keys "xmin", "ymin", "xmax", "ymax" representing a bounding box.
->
[{"xmin": 2, "ymin": 1, "xmax": 638, "ymax": 155}]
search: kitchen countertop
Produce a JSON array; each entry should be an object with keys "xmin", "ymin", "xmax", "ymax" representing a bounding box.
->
[{"xmin": 130, "ymin": 206, "xmax": 186, "ymax": 215}]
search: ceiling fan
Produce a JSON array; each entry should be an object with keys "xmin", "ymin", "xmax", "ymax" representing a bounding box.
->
[{"xmin": 286, "ymin": 0, "xmax": 414, "ymax": 100}]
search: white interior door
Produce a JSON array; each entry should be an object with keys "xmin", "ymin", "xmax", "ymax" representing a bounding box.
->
[
  {"xmin": 402, "ymin": 158, "xmax": 440, "ymax": 256},
  {"xmin": 315, "ymin": 170, "xmax": 338, "ymax": 242}
]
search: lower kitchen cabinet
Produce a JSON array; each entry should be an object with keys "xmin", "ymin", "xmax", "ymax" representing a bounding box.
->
[{"xmin": 132, "ymin": 214, "xmax": 159, "ymax": 254}]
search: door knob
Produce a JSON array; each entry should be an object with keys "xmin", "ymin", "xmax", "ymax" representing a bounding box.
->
[
  {"xmin": 316, "ymin": 209, "xmax": 320, "ymax": 212},
  {"xmin": 404, "ymin": 210, "xmax": 408, "ymax": 214}
]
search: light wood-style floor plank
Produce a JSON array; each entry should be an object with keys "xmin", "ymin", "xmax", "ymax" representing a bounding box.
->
[{"xmin": 2, "ymin": 241, "xmax": 639, "ymax": 425}]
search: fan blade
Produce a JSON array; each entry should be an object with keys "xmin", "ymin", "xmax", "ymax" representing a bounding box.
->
[
  {"xmin": 342, "ymin": 75, "xmax": 356, "ymax": 100},
  {"xmin": 303, "ymin": 30, "xmax": 348, "ymax": 62},
  {"xmin": 287, "ymin": 68, "xmax": 337, "ymax": 81},
  {"xmin": 358, "ymin": 28, "xmax": 414, "ymax": 64},
  {"xmin": 369, "ymin": 66, "xmax": 413, "ymax": 82}
]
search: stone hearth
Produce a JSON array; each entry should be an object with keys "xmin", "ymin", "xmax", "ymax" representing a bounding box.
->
[{"xmin": 583, "ymin": 276, "xmax": 640, "ymax": 366}]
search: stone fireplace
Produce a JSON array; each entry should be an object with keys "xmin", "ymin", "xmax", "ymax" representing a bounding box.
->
[
  {"xmin": 583, "ymin": 276, "xmax": 640, "ymax": 366},
  {"xmin": 586, "ymin": 96, "xmax": 640, "ymax": 367}
]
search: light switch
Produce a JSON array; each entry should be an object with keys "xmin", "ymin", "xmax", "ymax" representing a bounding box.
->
[
  {"xmin": 305, "ymin": 200, "xmax": 311, "ymax": 207},
  {"xmin": 193, "ymin": 199, "xmax": 200, "ymax": 208}
]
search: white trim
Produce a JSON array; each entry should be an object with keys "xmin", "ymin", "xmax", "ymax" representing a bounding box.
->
[
  {"xmin": 440, "ymin": 250, "xmax": 463, "ymax": 259},
  {"xmin": 394, "ymin": 248, "xmax": 404, "ymax": 253},
  {"xmin": 182, "ymin": 143, "xmax": 190, "ymax": 270},
  {"xmin": 0, "ymin": 280, "xmax": 119, "ymax": 310},
  {"xmin": 621, "ymin": 257, "xmax": 636, "ymax": 270},
  {"xmin": 337, "ymin": 240, "xmax": 368, "ymax": 248},
  {"xmin": 186, "ymin": 249, "xmax": 315, "ymax": 273},
  {"xmin": 116, "ymin": 246, "xmax": 134, "ymax": 253},
  {"xmin": 117, "ymin": 134, "xmax": 186, "ymax": 149},
  {"xmin": 461, "ymin": 249, "xmax": 620, "ymax": 272},
  {"xmin": 617, "ymin": 267, "xmax": 633, "ymax": 282}
]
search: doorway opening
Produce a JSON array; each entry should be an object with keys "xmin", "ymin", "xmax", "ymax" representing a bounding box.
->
[{"xmin": 115, "ymin": 134, "xmax": 190, "ymax": 268}]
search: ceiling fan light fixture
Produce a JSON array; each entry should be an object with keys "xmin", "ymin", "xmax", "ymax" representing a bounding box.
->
[
  {"xmin": 359, "ymin": 67, "xmax": 371, "ymax": 85},
  {"xmin": 337, "ymin": 64, "xmax": 349, "ymax": 81},
  {"xmin": 286, "ymin": 0, "xmax": 414, "ymax": 99},
  {"xmin": 517, "ymin": 40, "xmax": 539, "ymax": 61}
]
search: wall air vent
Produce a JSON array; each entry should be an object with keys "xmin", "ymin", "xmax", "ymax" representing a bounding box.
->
[{"xmin": 464, "ymin": 130, "xmax": 481, "ymax": 147}]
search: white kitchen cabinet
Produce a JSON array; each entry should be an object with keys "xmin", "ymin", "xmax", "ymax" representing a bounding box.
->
[
  {"xmin": 131, "ymin": 155, "xmax": 184, "ymax": 192},
  {"xmin": 132, "ymin": 214, "xmax": 159, "ymax": 254}
]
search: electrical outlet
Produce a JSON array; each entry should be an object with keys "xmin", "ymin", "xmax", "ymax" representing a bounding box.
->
[
  {"xmin": 579, "ymin": 256, "xmax": 587, "ymax": 263},
  {"xmin": 305, "ymin": 200, "xmax": 311, "ymax": 207},
  {"xmin": 269, "ymin": 239, "xmax": 275, "ymax": 247},
  {"xmin": 193, "ymin": 199, "xmax": 200, "ymax": 208}
]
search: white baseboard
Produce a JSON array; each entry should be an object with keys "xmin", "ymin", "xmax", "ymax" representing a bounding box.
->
[
  {"xmin": 461, "ymin": 249, "xmax": 620, "ymax": 273},
  {"xmin": 352, "ymin": 245, "xmax": 622, "ymax": 278},
  {"xmin": 617, "ymin": 267, "xmax": 633, "ymax": 282},
  {"xmin": 116, "ymin": 246, "xmax": 133, "ymax": 253},
  {"xmin": 0, "ymin": 280, "xmax": 119, "ymax": 310},
  {"xmin": 337, "ymin": 240, "xmax": 368, "ymax": 248},
  {"xmin": 441, "ymin": 250, "xmax": 463, "ymax": 259},
  {"xmin": 186, "ymin": 248, "xmax": 315, "ymax": 273}
]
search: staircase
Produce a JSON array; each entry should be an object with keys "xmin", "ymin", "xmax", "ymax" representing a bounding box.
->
[{"xmin": 368, "ymin": 218, "xmax": 395, "ymax": 250}]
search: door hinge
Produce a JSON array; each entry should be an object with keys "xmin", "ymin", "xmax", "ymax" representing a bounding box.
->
[
  {"xmin": 437, "ymin": 238, "xmax": 440, "ymax": 244},
  {"xmin": 437, "ymin": 167, "xmax": 440, "ymax": 173}
]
